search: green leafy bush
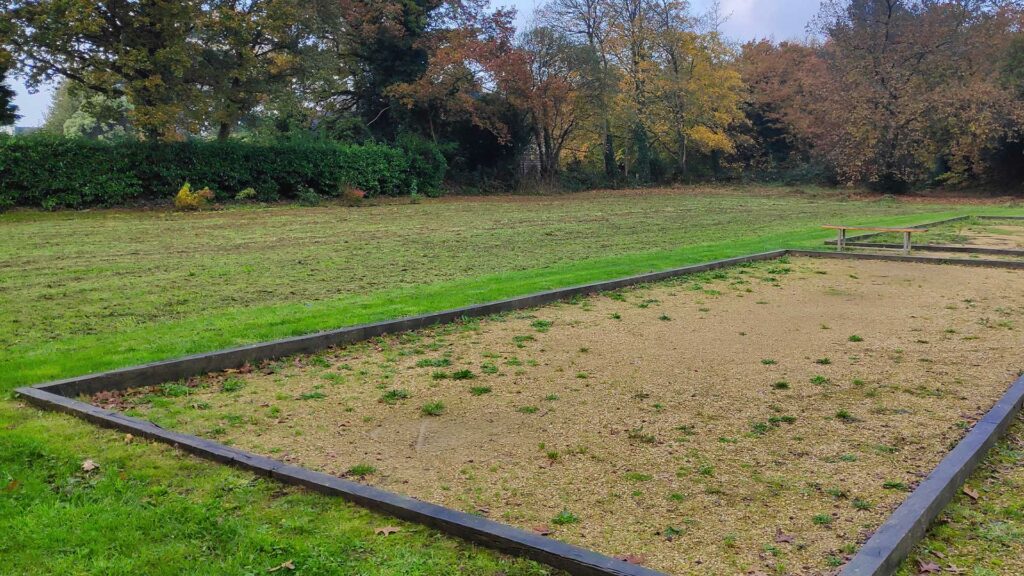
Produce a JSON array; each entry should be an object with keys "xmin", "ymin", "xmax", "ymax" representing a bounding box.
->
[
  {"xmin": 395, "ymin": 132, "xmax": 447, "ymax": 197},
  {"xmin": 0, "ymin": 135, "xmax": 433, "ymax": 210}
]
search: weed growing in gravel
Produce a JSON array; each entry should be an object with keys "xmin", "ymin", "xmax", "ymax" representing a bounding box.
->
[
  {"xmin": 480, "ymin": 362, "xmax": 498, "ymax": 374},
  {"xmin": 675, "ymin": 424, "xmax": 697, "ymax": 437},
  {"xmin": 531, "ymin": 320, "xmax": 553, "ymax": 332},
  {"xmin": 517, "ymin": 405, "xmax": 539, "ymax": 414},
  {"xmin": 772, "ymin": 381, "xmax": 790, "ymax": 390},
  {"xmin": 811, "ymin": 375, "xmax": 830, "ymax": 385},
  {"xmin": 421, "ymin": 401, "xmax": 445, "ymax": 416},
  {"xmin": 552, "ymin": 510, "xmax": 580, "ymax": 525},
  {"xmin": 299, "ymin": 391, "xmax": 326, "ymax": 400},
  {"xmin": 416, "ymin": 358, "xmax": 451, "ymax": 368},
  {"xmin": 815, "ymin": 357, "xmax": 832, "ymax": 365},
  {"xmin": 322, "ymin": 373, "xmax": 346, "ymax": 385},
  {"xmin": 761, "ymin": 359, "xmax": 778, "ymax": 365},
  {"xmin": 380, "ymin": 389, "xmax": 411, "ymax": 404},
  {"xmin": 469, "ymin": 386, "xmax": 492, "ymax": 396},
  {"xmin": 513, "ymin": 335, "xmax": 535, "ymax": 348},
  {"xmin": 347, "ymin": 464, "xmax": 376, "ymax": 477},
  {"xmin": 622, "ymin": 426, "xmax": 655, "ymax": 443},
  {"xmin": 221, "ymin": 377, "xmax": 245, "ymax": 392},
  {"xmin": 451, "ymin": 369, "xmax": 476, "ymax": 380},
  {"xmin": 812, "ymin": 514, "xmax": 833, "ymax": 526},
  {"xmin": 852, "ymin": 498, "xmax": 873, "ymax": 510},
  {"xmin": 848, "ymin": 335, "xmax": 864, "ymax": 342},
  {"xmin": 161, "ymin": 383, "xmax": 190, "ymax": 397}
]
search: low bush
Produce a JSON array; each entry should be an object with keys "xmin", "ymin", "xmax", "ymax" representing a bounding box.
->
[
  {"xmin": 173, "ymin": 183, "xmax": 214, "ymax": 210},
  {"xmin": 0, "ymin": 135, "xmax": 441, "ymax": 210}
]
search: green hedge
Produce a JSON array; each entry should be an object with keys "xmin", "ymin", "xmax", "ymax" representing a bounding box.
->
[{"xmin": 0, "ymin": 136, "xmax": 446, "ymax": 209}]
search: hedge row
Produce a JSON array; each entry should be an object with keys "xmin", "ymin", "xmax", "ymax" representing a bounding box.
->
[{"xmin": 0, "ymin": 136, "xmax": 446, "ymax": 209}]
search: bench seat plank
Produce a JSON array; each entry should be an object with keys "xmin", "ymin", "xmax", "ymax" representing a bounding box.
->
[{"xmin": 821, "ymin": 225, "xmax": 928, "ymax": 233}]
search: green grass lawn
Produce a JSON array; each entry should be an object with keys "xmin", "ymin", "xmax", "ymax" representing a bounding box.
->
[
  {"xmin": 2, "ymin": 185, "xmax": 1022, "ymax": 574},
  {"xmin": 899, "ymin": 416, "xmax": 1024, "ymax": 576}
]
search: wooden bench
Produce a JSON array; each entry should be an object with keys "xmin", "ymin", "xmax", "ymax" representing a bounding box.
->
[{"xmin": 822, "ymin": 225, "xmax": 929, "ymax": 254}]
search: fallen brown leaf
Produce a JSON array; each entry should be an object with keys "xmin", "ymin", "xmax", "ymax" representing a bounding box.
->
[
  {"xmin": 962, "ymin": 485, "xmax": 979, "ymax": 500},
  {"xmin": 615, "ymin": 554, "xmax": 646, "ymax": 565},
  {"xmin": 917, "ymin": 559, "xmax": 942, "ymax": 573},
  {"xmin": 267, "ymin": 560, "xmax": 295, "ymax": 572},
  {"xmin": 3, "ymin": 479, "xmax": 19, "ymax": 492},
  {"xmin": 124, "ymin": 434, "xmax": 134, "ymax": 444},
  {"xmin": 375, "ymin": 526, "xmax": 401, "ymax": 536},
  {"xmin": 531, "ymin": 524, "xmax": 552, "ymax": 536},
  {"xmin": 81, "ymin": 459, "xmax": 98, "ymax": 472},
  {"xmin": 774, "ymin": 528, "xmax": 794, "ymax": 543}
]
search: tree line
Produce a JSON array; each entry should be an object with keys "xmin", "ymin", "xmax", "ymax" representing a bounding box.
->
[{"xmin": 1, "ymin": 0, "xmax": 1022, "ymax": 192}]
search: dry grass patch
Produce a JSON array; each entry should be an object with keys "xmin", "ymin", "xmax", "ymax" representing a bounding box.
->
[{"xmin": 100, "ymin": 258, "xmax": 1024, "ymax": 575}]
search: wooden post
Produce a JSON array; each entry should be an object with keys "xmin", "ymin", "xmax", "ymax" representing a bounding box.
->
[
  {"xmin": 838, "ymin": 228, "xmax": 846, "ymax": 252},
  {"xmin": 903, "ymin": 231, "xmax": 911, "ymax": 254}
]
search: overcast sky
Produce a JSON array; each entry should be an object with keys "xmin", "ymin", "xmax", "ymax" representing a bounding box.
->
[{"xmin": 9, "ymin": 0, "xmax": 822, "ymax": 127}]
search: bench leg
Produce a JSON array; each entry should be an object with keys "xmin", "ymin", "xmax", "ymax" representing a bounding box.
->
[
  {"xmin": 838, "ymin": 229, "xmax": 846, "ymax": 252},
  {"xmin": 903, "ymin": 232, "xmax": 911, "ymax": 254}
]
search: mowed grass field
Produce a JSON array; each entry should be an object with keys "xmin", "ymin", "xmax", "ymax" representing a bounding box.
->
[{"xmin": 2, "ymin": 185, "xmax": 1023, "ymax": 574}]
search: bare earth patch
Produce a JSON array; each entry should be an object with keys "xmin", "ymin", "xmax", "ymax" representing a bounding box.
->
[
  {"xmin": 873, "ymin": 218, "xmax": 1024, "ymax": 251},
  {"xmin": 950, "ymin": 219, "xmax": 1024, "ymax": 250},
  {"xmin": 102, "ymin": 258, "xmax": 1024, "ymax": 575}
]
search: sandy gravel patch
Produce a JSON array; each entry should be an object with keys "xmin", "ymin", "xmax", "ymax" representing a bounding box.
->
[{"xmin": 103, "ymin": 258, "xmax": 1024, "ymax": 575}]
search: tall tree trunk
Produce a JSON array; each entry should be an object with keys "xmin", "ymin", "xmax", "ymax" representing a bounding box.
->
[
  {"xmin": 543, "ymin": 127, "xmax": 556, "ymax": 180},
  {"xmin": 218, "ymin": 122, "xmax": 232, "ymax": 140},
  {"xmin": 603, "ymin": 119, "xmax": 616, "ymax": 179},
  {"xmin": 681, "ymin": 134, "xmax": 688, "ymax": 179}
]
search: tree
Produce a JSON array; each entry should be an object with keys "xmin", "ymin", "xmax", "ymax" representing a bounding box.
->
[
  {"xmin": 41, "ymin": 81, "xmax": 80, "ymax": 134},
  {"xmin": 603, "ymin": 0, "xmax": 665, "ymax": 181},
  {"xmin": 387, "ymin": 1, "xmax": 529, "ymax": 145},
  {"xmin": 6, "ymin": 0, "xmax": 314, "ymax": 140},
  {"xmin": 0, "ymin": 49, "xmax": 18, "ymax": 126},
  {"xmin": 647, "ymin": 9, "xmax": 745, "ymax": 177},
  {"xmin": 42, "ymin": 81, "xmax": 134, "ymax": 139},
  {"xmin": 6, "ymin": 0, "xmax": 201, "ymax": 139},
  {"xmin": 539, "ymin": 0, "xmax": 618, "ymax": 178},
  {"xmin": 519, "ymin": 26, "xmax": 600, "ymax": 179},
  {"xmin": 812, "ymin": 0, "xmax": 1019, "ymax": 190},
  {"xmin": 737, "ymin": 40, "xmax": 833, "ymax": 174},
  {"xmin": 305, "ymin": 0, "xmax": 440, "ymax": 140},
  {"xmin": 195, "ymin": 0, "xmax": 317, "ymax": 139}
]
